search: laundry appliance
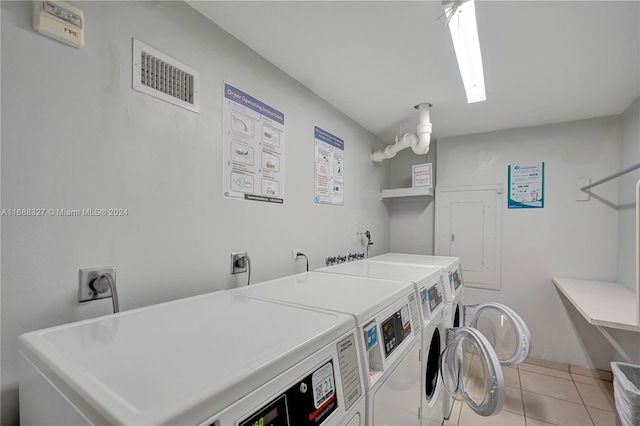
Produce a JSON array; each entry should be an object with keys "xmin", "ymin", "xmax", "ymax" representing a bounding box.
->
[
  {"xmin": 368, "ymin": 253, "xmax": 532, "ymax": 419},
  {"xmin": 316, "ymin": 260, "xmax": 516, "ymax": 423},
  {"xmin": 19, "ymin": 291, "xmax": 366, "ymax": 426},
  {"xmin": 230, "ymin": 272, "xmax": 422, "ymax": 426},
  {"xmin": 316, "ymin": 261, "xmax": 447, "ymax": 425},
  {"xmin": 369, "ymin": 254, "xmax": 463, "ymax": 328}
]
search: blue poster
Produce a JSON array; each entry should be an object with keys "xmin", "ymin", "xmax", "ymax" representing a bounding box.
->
[{"xmin": 508, "ymin": 162, "xmax": 544, "ymax": 209}]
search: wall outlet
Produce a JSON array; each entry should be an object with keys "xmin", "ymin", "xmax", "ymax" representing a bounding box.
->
[
  {"xmin": 231, "ymin": 252, "xmax": 247, "ymax": 274},
  {"xmin": 292, "ymin": 248, "xmax": 303, "ymax": 260},
  {"xmin": 78, "ymin": 267, "xmax": 116, "ymax": 303}
]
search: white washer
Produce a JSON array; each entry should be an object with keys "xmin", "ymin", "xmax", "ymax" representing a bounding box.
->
[
  {"xmin": 19, "ymin": 291, "xmax": 366, "ymax": 426},
  {"xmin": 231, "ymin": 272, "xmax": 422, "ymax": 426},
  {"xmin": 316, "ymin": 261, "xmax": 447, "ymax": 426},
  {"xmin": 369, "ymin": 253, "xmax": 462, "ymax": 329},
  {"xmin": 369, "ymin": 253, "xmax": 532, "ymax": 419}
]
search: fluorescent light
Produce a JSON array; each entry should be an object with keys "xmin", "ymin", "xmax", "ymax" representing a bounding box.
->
[{"xmin": 445, "ymin": 0, "xmax": 486, "ymax": 103}]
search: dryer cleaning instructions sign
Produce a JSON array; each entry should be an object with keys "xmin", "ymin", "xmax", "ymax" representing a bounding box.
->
[
  {"xmin": 314, "ymin": 127, "xmax": 344, "ymax": 206},
  {"xmin": 223, "ymin": 82, "xmax": 285, "ymax": 204},
  {"xmin": 508, "ymin": 162, "xmax": 544, "ymax": 209}
]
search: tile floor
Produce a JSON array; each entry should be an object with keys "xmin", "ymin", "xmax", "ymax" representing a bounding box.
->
[{"xmin": 443, "ymin": 357, "xmax": 617, "ymax": 426}]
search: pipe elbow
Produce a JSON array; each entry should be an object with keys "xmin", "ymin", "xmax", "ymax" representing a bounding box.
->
[{"xmin": 412, "ymin": 130, "xmax": 431, "ymax": 155}]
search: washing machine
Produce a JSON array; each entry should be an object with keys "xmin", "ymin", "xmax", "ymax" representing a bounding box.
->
[
  {"xmin": 230, "ymin": 272, "xmax": 422, "ymax": 426},
  {"xmin": 316, "ymin": 261, "xmax": 447, "ymax": 426},
  {"xmin": 316, "ymin": 260, "xmax": 515, "ymax": 421},
  {"xmin": 19, "ymin": 291, "xmax": 366, "ymax": 425},
  {"xmin": 368, "ymin": 253, "xmax": 532, "ymax": 419},
  {"xmin": 369, "ymin": 254, "xmax": 463, "ymax": 328}
]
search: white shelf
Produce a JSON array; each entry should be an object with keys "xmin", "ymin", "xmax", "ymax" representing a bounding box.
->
[
  {"xmin": 379, "ymin": 186, "xmax": 434, "ymax": 200},
  {"xmin": 552, "ymin": 277, "xmax": 640, "ymax": 332}
]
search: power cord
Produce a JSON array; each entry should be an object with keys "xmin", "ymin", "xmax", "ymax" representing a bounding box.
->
[
  {"xmin": 296, "ymin": 252, "xmax": 309, "ymax": 272},
  {"xmin": 245, "ymin": 254, "xmax": 251, "ymax": 285}
]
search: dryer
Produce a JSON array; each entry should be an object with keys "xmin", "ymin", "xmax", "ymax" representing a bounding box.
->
[
  {"xmin": 315, "ymin": 261, "xmax": 448, "ymax": 426},
  {"xmin": 368, "ymin": 253, "xmax": 532, "ymax": 419},
  {"xmin": 19, "ymin": 291, "xmax": 366, "ymax": 426},
  {"xmin": 230, "ymin": 272, "xmax": 422, "ymax": 426}
]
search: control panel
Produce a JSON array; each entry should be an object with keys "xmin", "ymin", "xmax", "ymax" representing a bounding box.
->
[
  {"xmin": 238, "ymin": 361, "xmax": 338, "ymax": 426},
  {"xmin": 451, "ymin": 267, "xmax": 463, "ymax": 290},
  {"xmin": 380, "ymin": 305, "xmax": 412, "ymax": 358},
  {"xmin": 421, "ymin": 279, "xmax": 444, "ymax": 319}
]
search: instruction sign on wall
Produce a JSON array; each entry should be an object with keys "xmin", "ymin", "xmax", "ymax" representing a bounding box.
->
[
  {"xmin": 314, "ymin": 127, "xmax": 344, "ymax": 206},
  {"xmin": 508, "ymin": 162, "xmax": 544, "ymax": 209},
  {"xmin": 222, "ymin": 82, "xmax": 285, "ymax": 204}
]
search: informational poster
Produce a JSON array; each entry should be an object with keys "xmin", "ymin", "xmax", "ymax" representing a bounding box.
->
[
  {"xmin": 508, "ymin": 162, "xmax": 544, "ymax": 209},
  {"xmin": 314, "ymin": 126, "xmax": 344, "ymax": 206},
  {"xmin": 412, "ymin": 163, "xmax": 432, "ymax": 188},
  {"xmin": 223, "ymin": 82, "xmax": 285, "ymax": 204}
]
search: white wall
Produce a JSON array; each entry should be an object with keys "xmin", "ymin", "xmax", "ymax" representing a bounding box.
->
[
  {"xmin": 0, "ymin": 2, "xmax": 391, "ymax": 424},
  {"xmin": 437, "ymin": 116, "xmax": 624, "ymax": 370},
  {"xmin": 617, "ymin": 97, "xmax": 640, "ymax": 291},
  {"xmin": 388, "ymin": 142, "xmax": 437, "ymax": 254},
  {"xmin": 611, "ymin": 98, "xmax": 640, "ymax": 364}
]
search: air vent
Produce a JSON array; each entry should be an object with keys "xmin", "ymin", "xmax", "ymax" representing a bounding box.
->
[{"xmin": 132, "ymin": 39, "xmax": 200, "ymax": 113}]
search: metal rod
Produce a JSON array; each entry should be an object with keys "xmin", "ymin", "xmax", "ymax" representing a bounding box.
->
[
  {"xmin": 596, "ymin": 326, "xmax": 632, "ymax": 363},
  {"xmin": 581, "ymin": 163, "xmax": 640, "ymax": 191}
]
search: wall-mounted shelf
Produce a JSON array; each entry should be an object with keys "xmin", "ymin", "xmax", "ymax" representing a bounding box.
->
[
  {"xmin": 379, "ymin": 186, "xmax": 434, "ymax": 200},
  {"xmin": 552, "ymin": 277, "xmax": 639, "ymax": 331},
  {"xmin": 552, "ymin": 277, "xmax": 639, "ymax": 362}
]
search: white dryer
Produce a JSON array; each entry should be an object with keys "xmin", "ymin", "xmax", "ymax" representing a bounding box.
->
[
  {"xmin": 316, "ymin": 261, "xmax": 447, "ymax": 426},
  {"xmin": 19, "ymin": 291, "xmax": 366, "ymax": 426},
  {"xmin": 231, "ymin": 272, "xmax": 422, "ymax": 426},
  {"xmin": 369, "ymin": 253, "xmax": 532, "ymax": 419}
]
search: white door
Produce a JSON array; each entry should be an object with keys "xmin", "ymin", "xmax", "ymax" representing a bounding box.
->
[
  {"xmin": 464, "ymin": 303, "xmax": 532, "ymax": 366},
  {"xmin": 439, "ymin": 327, "xmax": 505, "ymax": 417}
]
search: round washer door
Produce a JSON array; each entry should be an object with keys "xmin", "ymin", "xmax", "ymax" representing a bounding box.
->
[
  {"xmin": 439, "ymin": 327, "xmax": 504, "ymax": 417},
  {"xmin": 464, "ymin": 302, "xmax": 532, "ymax": 366}
]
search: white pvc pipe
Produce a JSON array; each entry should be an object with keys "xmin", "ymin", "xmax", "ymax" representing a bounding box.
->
[{"xmin": 370, "ymin": 103, "xmax": 432, "ymax": 162}]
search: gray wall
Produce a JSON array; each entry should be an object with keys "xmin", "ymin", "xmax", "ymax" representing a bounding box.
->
[
  {"xmin": 437, "ymin": 116, "xmax": 625, "ymax": 370},
  {"xmin": 387, "ymin": 142, "xmax": 437, "ymax": 254},
  {"xmin": 0, "ymin": 2, "xmax": 391, "ymax": 424},
  {"xmin": 617, "ymin": 97, "xmax": 640, "ymax": 292},
  {"xmin": 611, "ymin": 98, "xmax": 640, "ymax": 364}
]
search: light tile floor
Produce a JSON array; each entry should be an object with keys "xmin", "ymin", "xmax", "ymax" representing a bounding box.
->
[{"xmin": 443, "ymin": 358, "xmax": 617, "ymax": 426}]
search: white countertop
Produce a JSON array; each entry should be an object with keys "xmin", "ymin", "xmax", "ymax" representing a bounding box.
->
[{"xmin": 552, "ymin": 277, "xmax": 640, "ymax": 332}]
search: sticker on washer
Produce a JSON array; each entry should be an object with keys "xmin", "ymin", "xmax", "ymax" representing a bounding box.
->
[
  {"xmin": 312, "ymin": 362, "xmax": 335, "ymax": 409},
  {"xmin": 400, "ymin": 304, "xmax": 410, "ymax": 329},
  {"xmin": 336, "ymin": 334, "xmax": 362, "ymax": 411}
]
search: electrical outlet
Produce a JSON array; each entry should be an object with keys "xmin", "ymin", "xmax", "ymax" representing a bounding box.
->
[
  {"xmin": 231, "ymin": 252, "xmax": 247, "ymax": 274},
  {"xmin": 292, "ymin": 248, "xmax": 302, "ymax": 260},
  {"xmin": 78, "ymin": 267, "xmax": 116, "ymax": 303}
]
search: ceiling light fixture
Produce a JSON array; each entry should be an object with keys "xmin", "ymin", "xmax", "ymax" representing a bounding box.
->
[{"xmin": 442, "ymin": 0, "xmax": 486, "ymax": 103}]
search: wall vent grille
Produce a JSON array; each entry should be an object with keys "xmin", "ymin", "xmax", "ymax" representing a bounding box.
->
[{"xmin": 132, "ymin": 39, "xmax": 200, "ymax": 113}]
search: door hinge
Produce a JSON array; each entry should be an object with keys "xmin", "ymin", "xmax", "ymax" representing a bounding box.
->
[{"xmin": 418, "ymin": 407, "xmax": 421, "ymax": 420}]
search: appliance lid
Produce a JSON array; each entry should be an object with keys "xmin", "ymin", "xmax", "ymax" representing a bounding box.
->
[
  {"xmin": 232, "ymin": 272, "xmax": 415, "ymax": 325},
  {"xmin": 317, "ymin": 260, "xmax": 443, "ymax": 287},
  {"xmin": 370, "ymin": 253, "xmax": 460, "ymax": 272},
  {"xmin": 19, "ymin": 291, "xmax": 354, "ymax": 425}
]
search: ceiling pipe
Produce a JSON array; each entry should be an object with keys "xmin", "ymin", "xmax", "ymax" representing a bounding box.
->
[{"xmin": 371, "ymin": 103, "xmax": 433, "ymax": 162}]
